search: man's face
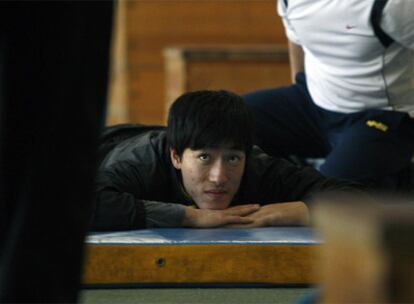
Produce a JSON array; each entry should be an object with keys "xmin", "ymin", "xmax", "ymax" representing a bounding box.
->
[{"xmin": 170, "ymin": 147, "xmax": 246, "ymax": 210}]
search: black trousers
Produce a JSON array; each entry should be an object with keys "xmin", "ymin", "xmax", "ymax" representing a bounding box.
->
[
  {"xmin": 243, "ymin": 73, "xmax": 414, "ymax": 190},
  {"xmin": 0, "ymin": 2, "xmax": 113, "ymax": 303}
]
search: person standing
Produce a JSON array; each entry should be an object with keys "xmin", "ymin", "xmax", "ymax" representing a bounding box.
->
[{"xmin": 0, "ymin": 2, "xmax": 113, "ymax": 302}]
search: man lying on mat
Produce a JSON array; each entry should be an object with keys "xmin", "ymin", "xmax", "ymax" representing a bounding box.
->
[{"xmin": 91, "ymin": 90, "xmax": 357, "ymax": 231}]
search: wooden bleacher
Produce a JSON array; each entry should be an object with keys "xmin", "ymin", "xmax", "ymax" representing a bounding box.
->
[
  {"xmin": 163, "ymin": 45, "xmax": 290, "ymax": 122},
  {"xmin": 106, "ymin": 0, "xmax": 288, "ymax": 125}
]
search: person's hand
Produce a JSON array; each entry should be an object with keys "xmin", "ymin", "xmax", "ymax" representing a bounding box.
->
[
  {"xmin": 228, "ymin": 201, "xmax": 309, "ymax": 228},
  {"xmin": 182, "ymin": 204, "xmax": 260, "ymax": 228}
]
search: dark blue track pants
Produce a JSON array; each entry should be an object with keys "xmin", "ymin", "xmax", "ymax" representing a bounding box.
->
[{"xmin": 243, "ymin": 73, "xmax": 414, "ymax": 189}]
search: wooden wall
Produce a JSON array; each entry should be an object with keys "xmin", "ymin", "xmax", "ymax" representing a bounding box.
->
[
  {"xmin": 164, "ymin": 45, "xmax": 291, "ymax": 122},
  {"xmin": 107, "ymin": 0, "xmax": 288, "ymax": 125}
]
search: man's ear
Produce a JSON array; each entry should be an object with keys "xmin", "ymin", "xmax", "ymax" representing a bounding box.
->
[{"xmin": 170, "ymin": 148, "xmax": 182, "ymax": 169}]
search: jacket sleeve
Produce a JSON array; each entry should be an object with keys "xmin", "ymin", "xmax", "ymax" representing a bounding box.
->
[
  {"xmin": 90, "ymin": 161, "xmax": 185, "ymax": 231},
  {"xmin": 258, "ymin": 158, "xmax": 363, "ymax": 206}
]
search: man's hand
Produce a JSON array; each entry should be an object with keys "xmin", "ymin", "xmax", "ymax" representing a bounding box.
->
[
  {"xmin": 182, "ymin": 204, "xmax": 260, "ymax": 228},
  {"xmin": 228, "ymin": 201, "xmax": 310, "ymax": 228}
]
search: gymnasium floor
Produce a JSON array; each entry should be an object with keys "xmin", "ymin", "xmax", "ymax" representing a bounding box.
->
[{"xmin": 81, "ymin": 287, "xmax": 313, "ymax": 304}]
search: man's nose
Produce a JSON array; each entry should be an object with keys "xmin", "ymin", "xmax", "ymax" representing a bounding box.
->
[{"xmin": 208, "ymin": 160, "xmax": 228, "ymax": 185}]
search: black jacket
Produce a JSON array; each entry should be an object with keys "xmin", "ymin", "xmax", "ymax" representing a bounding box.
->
[{"xmin": 91, "ymin": 125, "xmax": 356, "ymax": 231}]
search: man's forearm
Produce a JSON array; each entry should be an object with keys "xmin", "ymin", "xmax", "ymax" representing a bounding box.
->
[
  {"xmin": 144, "ymin": 200, "xmax": 186, "ymax": 228},
  {"xmin": 182, "ymin": 204, "xmax": 260, "ymax": 228},
  {"xmin": 288, "ymin": 40, "xmax": 305, "ymax": 83},
  {"xmin": 91, "ymin": 190, "xmax": 147, "ymax": 231},
  {"xmin": 182, "ymin": 207, "xmax": 198, "ymax": 227},
  {"xmin": 227, "ymin": 201, "xmax": 310, "ymax": 228},
  {"xmin": 267, "ymin": 201, "xmax": 310, "ymax": 226}
]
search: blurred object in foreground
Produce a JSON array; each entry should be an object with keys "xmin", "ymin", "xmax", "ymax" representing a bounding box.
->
[{"xmin": 313, "ymin": 194, "xmax": 414, "ymax": 303}]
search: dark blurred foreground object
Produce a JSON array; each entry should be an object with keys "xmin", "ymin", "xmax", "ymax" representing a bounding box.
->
[
  {"xmin": 314, "ymin": 195, "xmax": 414, "ymax": 303},
  {"xmin": 0, "ymin": 2, "xmax": 113, "ymax": 303}
]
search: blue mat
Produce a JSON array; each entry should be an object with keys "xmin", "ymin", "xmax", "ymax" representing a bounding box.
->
[{"xmin": 86, "ymin": 227, "xmax": 321, "ymax": 245}]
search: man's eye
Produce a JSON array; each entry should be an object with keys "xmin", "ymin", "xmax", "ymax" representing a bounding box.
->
[
  {"xmin": 228, "ymin": 155, "xmax": 241, "ymax": 164},
  {"xmin": 198, "ymin": 154, "xmax": 210, "ymax": 161}
]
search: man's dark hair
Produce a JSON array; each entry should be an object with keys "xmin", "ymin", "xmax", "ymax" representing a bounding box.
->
[{"xmin": 167, "ymin": 90, "xmax": 254, "ymax": 156}]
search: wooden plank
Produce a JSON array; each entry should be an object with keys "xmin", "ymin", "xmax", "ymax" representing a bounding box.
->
[
  {"xmin": 82, "ymin": 228, "xmax": 320, "ymax": 286},
  {"xmin": 83, "ymin": 244, "xmax": 320, "ymax": 285}
]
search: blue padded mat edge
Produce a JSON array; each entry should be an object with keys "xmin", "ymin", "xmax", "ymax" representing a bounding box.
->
[{"xmin": 86, "ymin": 227, "xmax": 321, "ymax": 245}]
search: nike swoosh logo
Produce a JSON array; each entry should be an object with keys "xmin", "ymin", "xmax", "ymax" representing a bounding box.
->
[{"xmin": 346, "ymin": 25, "xmax": 356, "ymax": 30}]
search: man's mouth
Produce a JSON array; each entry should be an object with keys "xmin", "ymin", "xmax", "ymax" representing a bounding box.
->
[{"xmin": 204, "ymin": 189, "xmax": 227, "ymax": 198}]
